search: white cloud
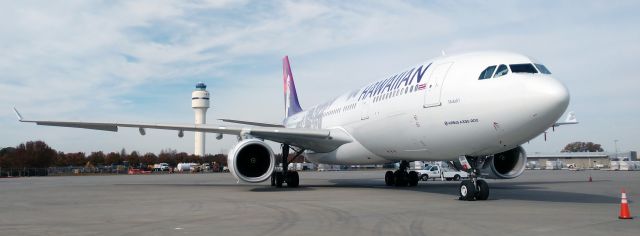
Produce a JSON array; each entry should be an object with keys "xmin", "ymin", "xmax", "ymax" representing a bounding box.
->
[{"xmin": 1, "ymin": 0, "xmax": 638, "ymax": 154}]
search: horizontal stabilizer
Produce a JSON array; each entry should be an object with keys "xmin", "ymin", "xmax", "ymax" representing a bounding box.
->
[{"xmin": 552, "ymin": 111, "xmax": 578, "ymax": 127}]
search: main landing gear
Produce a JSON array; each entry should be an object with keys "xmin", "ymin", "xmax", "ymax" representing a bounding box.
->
[
  {"xmin": 270, "ymin": 144, "xmax": 302, "ymax": 188},
  {"xmin": 458, "ymin": 156, "xmax": 490, "ymax": 201},
  {"xmin": 385, "ymin": 161, "xmax": 419, "ymax": 187}
]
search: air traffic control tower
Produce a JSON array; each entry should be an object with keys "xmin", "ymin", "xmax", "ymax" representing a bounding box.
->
[{"xmin": 192, "ymin": 82, "xmax": 210, "ymax": 156}]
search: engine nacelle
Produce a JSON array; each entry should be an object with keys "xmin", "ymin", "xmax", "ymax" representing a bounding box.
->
[
  {"xmin": 227, "ymin": 139, "xmax": 275, "ymax": 183},
  {"xmin": 479, "ymin": 146, "xmax": 527, "ymax": 179}
]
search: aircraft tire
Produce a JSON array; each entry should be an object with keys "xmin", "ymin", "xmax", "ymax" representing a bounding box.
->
[
  {"xmin": 287, "ymin": 171, "xmax": 299, "ymax": 188},
  {"xmin": 275, "ymin": 172, "xmax": 284, "ymax": 188},
  {"xmin": 394, "ymin": 170, "xmax": 408, "ymax": 187},
  {"xmin": 270, "ymin": 172, "xmax": 276, "ymax": 186},
  {"xmin": 408, "ymin": 171, "xmax": 419, "ymax": 186},
  {"xmin": 385, "ymin": 171, "xmax": 395, "ymax": 186},
  {"xmin": 459, "ymin": 180, "xmax": 476, "ymax": 201},
  {"xmin": 475, "ymin": 179, "xmax": 489, "ymax": 200}
]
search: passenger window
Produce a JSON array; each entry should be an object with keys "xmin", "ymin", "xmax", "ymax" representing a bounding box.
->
[
  {"xmin": 534, "ymin": 64, "xmax": 552, "ymax": 74},
  {"xmin": 494, "ymin": 64, "xmax": 508, "ymax": 78},
  {"xmin": 478, "ymin": 66, "xmax": 496, "ymax": 80}
]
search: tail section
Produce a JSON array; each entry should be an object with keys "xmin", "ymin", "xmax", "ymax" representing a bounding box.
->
[{"xmin": 283, "ymin": 56, "xmax": 303, "ymax": 118}]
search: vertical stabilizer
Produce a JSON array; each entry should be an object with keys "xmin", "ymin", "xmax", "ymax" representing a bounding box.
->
[{"xmin": 283, "ymin": 56, "xmax": 303, "ymax": 118}]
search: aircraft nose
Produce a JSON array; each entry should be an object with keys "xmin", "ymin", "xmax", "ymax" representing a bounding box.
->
[
  {"xmin": 530, "ymin": 77, "xmax": 570, "ymax": 121},
  {"xmin": 544, "ymin": 78, "xmax": 569, "ymax": 112}
]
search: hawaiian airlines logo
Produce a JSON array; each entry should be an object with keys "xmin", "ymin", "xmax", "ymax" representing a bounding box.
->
[{"xmin": 357, "ymin": 63, "xmax": 432, "ymax": 101}]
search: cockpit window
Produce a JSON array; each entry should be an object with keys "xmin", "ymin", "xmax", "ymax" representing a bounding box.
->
[
  {"xmin": 478, "ymin": 65, "xmax": 496, "ymax": 80},
  {"xmin": 534, "ymin": 63, "xmax": 552, "ymax": 74},
  {"xmin": 509, "ymin": 64, "xmax": 538, "ymax": 73},
  {"xmin": 494, "ymin": 64, "xmax": 508, "ymax": 78}
]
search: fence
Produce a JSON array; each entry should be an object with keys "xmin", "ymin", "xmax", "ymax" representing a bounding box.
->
[
  {"xmin": 0, "ymin": 166, "xmax": 226, "ymax": 177},
  {"xmin": 0, "ymin": 168, "xmax": 49, "ymax": 177}
]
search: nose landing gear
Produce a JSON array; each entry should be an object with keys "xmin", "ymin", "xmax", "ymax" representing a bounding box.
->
[
  {"xmin": 384, "ymin": 161, "xmax": 419, "ymax": 187},
  {"xmin": 458, "ymin": 156, "xmax": 490, "ymax": 201}
]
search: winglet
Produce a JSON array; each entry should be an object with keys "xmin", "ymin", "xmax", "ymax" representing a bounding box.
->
[{"xmin": 13, "ymin": 107, "xmax": 24, "ymax": 121}]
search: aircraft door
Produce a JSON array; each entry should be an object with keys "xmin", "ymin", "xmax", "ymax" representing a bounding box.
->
[
  {"xmin": 360, "ymin": 101, "xmax": 370, "ymax": 120},
  {"xmin": 423, "ymin": 62, "xmax": 453, "ymax": 108}
]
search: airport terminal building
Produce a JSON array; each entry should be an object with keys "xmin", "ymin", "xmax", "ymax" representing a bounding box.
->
[{"xmin": 527, "ymin": 151, "xmax": 637, "ymax": 169}]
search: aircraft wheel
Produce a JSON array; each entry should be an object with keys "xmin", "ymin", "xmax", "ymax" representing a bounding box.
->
[
  {"xmin": 270, "ymin": 172, "xmax": 276, "ymax": 186},
  {"xmin": 459, "ymin": 180, "xmax": 476, "ymax": 201},
  {"xmin": 408, "ymin": 171, "xmax": 419, "ymax": 186},
  {"xmin": 385, "ymin": 171, "xmax": 395, "ymax": 186},
  {"xmin": 275, "ymin": 172, "xmax": 284, "ymax": 188},
  {"xmin": 287, "ymin": 171, "xmax": 299, "ymax": 188},
  {"xmin": 475, "ymin": 179, "xmax": 489, "ymax": 200},
  {"xmin": 394, "ymin": 170, "xmax": 408, "ymax": 187}
]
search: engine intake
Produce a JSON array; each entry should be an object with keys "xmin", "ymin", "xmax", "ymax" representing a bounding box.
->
[
  {"xmin": 227, "ymin": 139, "xmax": 275, "ymax": 183},
  {"xmin": 480, "ymin": 146, "xmax": 527, "ymax": 179}
]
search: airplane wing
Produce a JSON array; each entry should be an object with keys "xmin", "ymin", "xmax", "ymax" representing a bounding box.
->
[
  {"xmin": 13, "ymin": 108, "xmax": 351, "ymax": 153},
  {"xmin": 552, "ymin": 111, "xmax": 578, "ymax": 128},
  {"xmin": 218, "ymin": 119, "xmax": 284, "ymax": 128}
]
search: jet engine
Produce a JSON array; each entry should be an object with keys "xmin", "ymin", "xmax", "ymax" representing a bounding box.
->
[
  {"xmin": 227, "ymin": 139, "xmax": 275, "ymax": 183},
  {"xmin": 479, "ymin": 146, "xmax": 527, "ymax": 179}
]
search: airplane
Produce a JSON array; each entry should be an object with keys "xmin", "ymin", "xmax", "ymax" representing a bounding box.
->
[{"xmin": 14, "ymin": 51, "xmax": 573, "ymax": 201}]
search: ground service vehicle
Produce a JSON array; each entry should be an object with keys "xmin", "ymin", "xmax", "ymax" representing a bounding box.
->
[{"xmin": 416, "ymin": 164, "xmax": 468, "ymax": 181}]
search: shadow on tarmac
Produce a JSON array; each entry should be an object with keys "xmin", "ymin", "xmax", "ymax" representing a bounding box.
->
[
  {"xmin": 318, "ymin": 178, "xmax": 619, "ymax": 204},
  {"xmin": 116, "ymin": 178, "xmax": 619, "ymax": 204}
]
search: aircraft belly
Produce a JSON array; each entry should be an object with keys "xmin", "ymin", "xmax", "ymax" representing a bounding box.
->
[{"xmin": 305, "ymin": 139, "xmax": 387, "ymax": 165}]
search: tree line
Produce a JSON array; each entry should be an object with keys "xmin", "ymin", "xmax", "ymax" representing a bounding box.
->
[
  {"xmin": 0, "ymin": 141, "xmax": 227, "ymax": 169},
  {"xmin": 4, "ymin": 140, "xmax": 605, "ymax": 169},
  {"xmin": 561, "ymin": 141, "xmax": 604, "ymax": 152}
]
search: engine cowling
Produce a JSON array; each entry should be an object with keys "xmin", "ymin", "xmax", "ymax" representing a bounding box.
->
[
  {"xmin": 479, "ymin": 146, "xmax": 527, "ymax": 179},
  {"xmin": 227, "ymin": 139, "xmax": 275, "ymax": 183}
]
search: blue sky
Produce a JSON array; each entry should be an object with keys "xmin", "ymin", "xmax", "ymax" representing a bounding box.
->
[{"xmin": 1, "ymin": 0, "xmax": 638, "ymax": 155}]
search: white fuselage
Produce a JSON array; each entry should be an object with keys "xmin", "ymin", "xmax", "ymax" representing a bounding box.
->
[{"xmin": 284, "ymin": 52, "xmax": 569, "ymax": 165}]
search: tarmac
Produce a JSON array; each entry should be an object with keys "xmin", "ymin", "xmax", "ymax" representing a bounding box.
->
[{"xmin": 0, "ymin": 170, "xmax": 638, "ymax": 236}]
